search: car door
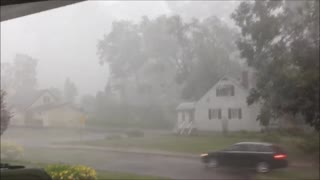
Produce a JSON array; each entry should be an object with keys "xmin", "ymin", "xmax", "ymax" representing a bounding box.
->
[
  {"xmin": 242, "ymin": 144, "xmax": 258, "ymax": 167},
  {"xmin": 222, "ymin": 144, "xmax": 247, "ymax": 167}
]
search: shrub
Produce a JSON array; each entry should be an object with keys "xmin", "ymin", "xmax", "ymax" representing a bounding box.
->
[
  {"xmin": 260, "ymin": 133, "xmax": 282, "ymax": 143},
  {"xmin": 0, "ymin": 141, "xmax": 24, "ymax": 160},
  {"xmin": 45, "ymin": 164, "xmax": 97, "ymax": 180},
  {"xmin": 125, "ymin": 129, "xmax": 144, "ymax": 137},
  {"xmin": 278, "ymin": 128, "xmax": 306, "ymax": 137},
  {"xmin": 296, "ymin": 135, "xmax": 320, "ymax": 154}
]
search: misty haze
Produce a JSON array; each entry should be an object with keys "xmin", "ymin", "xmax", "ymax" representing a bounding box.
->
[{"xmin": 1, "ymin": 1, "xmax": 319, "ymax": 180}]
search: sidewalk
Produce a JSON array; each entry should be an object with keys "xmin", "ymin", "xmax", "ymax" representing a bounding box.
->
[{"xmin": 43, "ymin": 144, "xmax": 315, "ymax": 168}]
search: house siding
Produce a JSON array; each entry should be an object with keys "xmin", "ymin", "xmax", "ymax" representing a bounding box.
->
[
  {"xmin": 45, "ymin": 106, "xmax": 84, "ymax": 128},
  {"xmin": 194, "ymin": 79, "xmax": 261, "ymax": 132}
]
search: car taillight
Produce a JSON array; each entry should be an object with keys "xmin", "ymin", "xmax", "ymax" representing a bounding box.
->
[{"xmin": 273, "ymin": 154, "xmax": 287, "ymax": 159}]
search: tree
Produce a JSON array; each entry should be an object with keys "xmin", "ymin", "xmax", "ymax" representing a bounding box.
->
[
  {"xmin": 63, "ymin": 78, "xmax": 78, "ymax": 103},
  {"xmin": 178, "ymin": 16, "xmax": 242, "ymax": 100},
  {"xmin": 1, "ymin": 54, "xmax": 38, "ymax": 96},
  {"xmin": 1, "ymin": 90, "xmax": 11, "ymax": 135},
  {"xmin": 232, "ymin": 0, "xmax": 319, "ymax": 130},
  {"xmin": 80, "ymin": 94, "xmax": 96, "ymax": 113}
]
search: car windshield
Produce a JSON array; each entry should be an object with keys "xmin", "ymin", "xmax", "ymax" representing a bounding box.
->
[{"xmin": 1, "ymin": 1, "xmax": 319, "ymax": 180}]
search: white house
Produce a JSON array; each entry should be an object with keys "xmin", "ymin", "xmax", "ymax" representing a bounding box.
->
[{"xmin": 175, "ymin": 70, "xmax": 262, "ymax": 134}]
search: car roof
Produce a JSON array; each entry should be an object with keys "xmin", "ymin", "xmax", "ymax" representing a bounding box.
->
[{"xmin": 234, "ymin": 142, "xmax": 273, "ymax": 146}]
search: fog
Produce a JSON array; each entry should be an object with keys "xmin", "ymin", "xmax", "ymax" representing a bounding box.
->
[
  {"xmin": 1, "ymin": 1, "xmax": 319, "ymax": 179},
  {"xmin": 0, "ymin": 1, "xmax": 238, "ymax": 96}
]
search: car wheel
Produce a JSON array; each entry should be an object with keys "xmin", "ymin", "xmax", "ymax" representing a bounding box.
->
[
  {"xmin": 256, "ymin": 162, "xmax": 270, "ymax": 173},
  {"xmin": 206, "ymin": 158, "xmax": 218, "ymax": 168}
]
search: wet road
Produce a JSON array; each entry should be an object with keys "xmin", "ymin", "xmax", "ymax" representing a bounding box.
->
[{"xmin": 22, "ymin": 147, "xmax": 253, "ymax": 180}]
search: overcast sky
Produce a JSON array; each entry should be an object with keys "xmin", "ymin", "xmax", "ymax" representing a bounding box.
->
[{"xmin": 1, "ymin": 1, "xmax": 239, "ymax": 96}]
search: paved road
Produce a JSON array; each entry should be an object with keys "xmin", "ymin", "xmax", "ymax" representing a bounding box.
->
[{"xmin": 22, "ymin": 147, "xmax": 253, "ymax": 180}]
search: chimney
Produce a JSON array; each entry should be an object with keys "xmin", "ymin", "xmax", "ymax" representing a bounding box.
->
[{"xmin": 242, "ymin": 71, "xmax": 249, "ymax": 89}]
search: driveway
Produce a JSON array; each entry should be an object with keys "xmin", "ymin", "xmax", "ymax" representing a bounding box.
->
[{"xmin": 21, "ymin": 146, "xmax": 253, "ymax": 180}]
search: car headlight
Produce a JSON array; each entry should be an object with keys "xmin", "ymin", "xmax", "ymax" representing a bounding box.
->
[{"xmin": 200, "ymin": 153, "xmax": 208, "ymax": 157}]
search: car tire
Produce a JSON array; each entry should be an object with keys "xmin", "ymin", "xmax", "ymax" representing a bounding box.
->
[
  {"xmin": 206, "ymin": 158, "xmax": 219, "ymax": 168},
  {"xmin": 256, "ymin": 162, "xmax": 270, "ymax": 173}
]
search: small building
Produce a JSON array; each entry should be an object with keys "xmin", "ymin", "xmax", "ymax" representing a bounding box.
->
[
  {"xmin": 175, "ymin": 70, "xmax": 262, "ymax": 134},
  {"xmin": 9, "ymin": 89, "xmax": 86, "ymax": 128}
]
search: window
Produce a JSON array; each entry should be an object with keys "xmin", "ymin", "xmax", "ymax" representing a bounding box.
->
[
  {"xmin": 228, "ymin": 108, "xmax": 242, "ymax": 119},
  {"xmin": 208, "ymin": 109, "xmax": 221, "ymax": 120},
  {"xmin": 216, "ymin": 84, "xmax": 235, "ymax": 96},
  {"xmin": 225, "ymin": 144, "xmax": 248, "ymax": 151},
  {"xmin": 256, "ymin": 145, "xmax": 273, "ymax": 152}
]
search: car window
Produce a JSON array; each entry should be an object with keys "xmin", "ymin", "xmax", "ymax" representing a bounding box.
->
[
  {"xmin": 225, "ymin": 144, "xmax": 248, "ymax": 151},
  {"xmin": 272, "ymin": 145, "xmax": 286, "ymax": 153},
  {"xmin": 250, "ymin": 145, "xmax": 273, "ymax": 152}
]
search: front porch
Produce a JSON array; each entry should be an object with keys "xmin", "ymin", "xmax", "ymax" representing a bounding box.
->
[{"xmin": 175, "ymin": 102, "xmax": 196, "ymax": 135}]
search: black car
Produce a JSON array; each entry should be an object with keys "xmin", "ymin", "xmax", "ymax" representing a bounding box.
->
[{"xmin": 201, "ymin": 142, "xmax": 288, "ymax": 173}]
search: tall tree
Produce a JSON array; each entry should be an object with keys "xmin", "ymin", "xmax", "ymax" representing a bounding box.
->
[
  {"xmin": 232, "ymin": 0, "xmax": 319, "ymax": 130},
  {"xmin": 63, "ymin": 78, "xmax": 78, "ymax": 103},
  {"xmin": 1, "ymin": 90, "xmax": 11, "ymax": 135},
  {"xmin": 1, "ymin": 54, "xmax": 38, "ymax": 96}
]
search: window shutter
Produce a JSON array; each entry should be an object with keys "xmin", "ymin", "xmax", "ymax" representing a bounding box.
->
[
  {"xmin": 228, "ymin": 108, "xmax": 231, "ymax": 119},
  {"xmin": 218, "ymin": 109, "xmax": 222, "ymax": 119},
  {"xmin": 208, "ymin": 109, "xmax": 211, "ymax": 120},
  {"xmin": 239, "ymin": 108, "xmax": 242, "ymax": 119}
]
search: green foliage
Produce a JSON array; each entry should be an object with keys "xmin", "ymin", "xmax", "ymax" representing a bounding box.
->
[
  {"xmin": 0, "ymin": 141, "xmax": 24, "ymax": 160},
  {"xmin": 232, "ymin": 0, "xmax": 320, "ymax": 130},
  {"xmin": 260, "ymin": 133, "xmax": 281, "ymax": 143},
  {"xmin": 296, "ymin": 134, "xmax": 319, "ymax": 154},
  {"xmin": 45, "ymin": 164, "xmax": 97, "ymax": 180},
  {"xmin": 0, "ymin": 90, "xmax": 11, "ymax": 135}
]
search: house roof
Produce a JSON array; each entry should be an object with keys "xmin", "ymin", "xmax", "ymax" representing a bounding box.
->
[
  {"xmin": 176, "ymin": 102, "xmax": 195, "ymax": 110},
  {"xmin": 8, "ymin": 89, "xmax": 57, "ymax": 110},
  {"xmin": 29, "ymin": 102, "xmax": 85, "ymax": 113},
  {"xmin": 29, "ymin": 102, "xmax": 68, "ymax": 112}
]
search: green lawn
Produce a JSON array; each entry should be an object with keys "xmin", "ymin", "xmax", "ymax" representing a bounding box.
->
[
  {"xmin": 65, "ymin": 131, "xmax": 319, "ymax": 166},
  {"xmin": 2, "ymin": 160, "xmax": 164, "ymax": 180},
  {"xmin": 67, "ymin": 133, "xmax": 262, "ymax": 154},
  {"xmin": 255, "ymin": 167, "xmax": 319, "ymax": 180}
]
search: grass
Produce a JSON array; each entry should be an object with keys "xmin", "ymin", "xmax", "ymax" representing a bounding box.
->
[
  {"xmin": 255, "ymin": 167, "xmax": 319, "ymax": 180},
  {"xmin": 67, "ymin": 133, "xmax": 262, "ymax": 154},
  {"xmin": 2, "ymin": 160, "xmax": 165, "ymax": 180},
  {"xmin": 65, "ymin": 131, "xmax": 319, "ymax": 161}
]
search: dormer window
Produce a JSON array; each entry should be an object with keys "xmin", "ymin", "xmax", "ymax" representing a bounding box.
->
[{"xmin": 216, "ymin": 84, "xmax": 235, "ymax": 96}]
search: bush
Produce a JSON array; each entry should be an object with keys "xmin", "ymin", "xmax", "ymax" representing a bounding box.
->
[
  {"xmin": 125, "ymin": 129, "xmax": 144, "ymax": 137},
  {"xmin": 0, "ymin": 141, "xmax": 24, "ymax": 160},
  {"xmin": 260, "ymin": 133, "xmax": 282, "ymax": 143},
  {"xmin": 45, "ymin": 164, "xmax": 97, "ymax": 180},
  {"xmin": 278, "ymin": 128, "xmax": 306, "ymax": 137},
  {"xmin": 296, "ymin": 135, "xmax": 319, "ymax": 154}
]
